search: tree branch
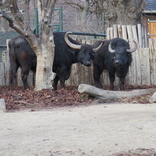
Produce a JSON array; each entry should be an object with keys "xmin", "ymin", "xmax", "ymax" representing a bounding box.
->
[
  {"xmin": 9, "ymin": 0, "xmax": 30, "ymax": 30},
  {"xmin": 0, "ymin": 10, "xmax": 25, "ymax": 35},
  {"xmin": 65, "ymin": 1, "xmax": 84, "ymax": 11}
]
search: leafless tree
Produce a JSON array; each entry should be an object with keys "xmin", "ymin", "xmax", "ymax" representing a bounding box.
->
[
  {"xmin": 105, "ymin": 0, "xmax": 146, "ymax": 26},
  {"xmin": 0, "ymin": 0, "xmax": 57, "ymax": 91},
  {"xmin": 57, "ymin": 0, "xmax": 146, "ymax": 32},
  {"xmin": 59, "ymin": 0, "xmax": 105, "ymax": 23}
]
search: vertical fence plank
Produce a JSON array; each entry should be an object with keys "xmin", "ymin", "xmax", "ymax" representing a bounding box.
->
[
  {"xmin": 144, "ymin": 26, "xmax": 148, "ymax": 48},
  {"xmin": 106, "ymin": 27, "xmax": 110, "ymax": 39},
  {"xmin": 149, "ymin": 38, "xmax": 156, "ymax": 85},
  {"xmin": 101, "ymin": 70, "xmax": 110, "ymax": 87},
  {"xmin": 122, "ymin": 25, "xmax": 127, "ymax": 40},
  {"xmin": 110, "ymin": 27, "xmax": 113, "ymax": 39},
  {"xmin": 138, "ymin": 24, "xmax": 142, "ymax": 48},
  {"xmin": 141, "ymin": 26, "xmax": 145, "ymax": 48},
  {"xmin": 126, "ymin": 25, "xmax": 136, "ymax": 85},
  {"xmin": 113, "ymin": 25, "xmax": 118, "ymax": 38},
  {"xmin": 140, "ymin": 48, "xmax": 150, "ymax": 85},
  {"xmin": 132, "ymin": 25, "xmax": 138, "ymax": 42},
  {"xmin": 118, "ymin": 25, "xmax": 122, "ymax": 38},
  {"xmin": 132, "ymin": 25, "xmax": 141, "ymax": 85}
]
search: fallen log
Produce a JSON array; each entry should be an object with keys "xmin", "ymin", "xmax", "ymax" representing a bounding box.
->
[{"xmin": 78, "ymin": 84, "xmax": 156, "ymax": 99}]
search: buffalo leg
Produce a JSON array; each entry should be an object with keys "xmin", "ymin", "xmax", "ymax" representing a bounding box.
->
[
  {"xmin": 59, "ymin": 66, "xmax": 71, "ymax": 89},
  {"xmin": 9, "ymin": 64, "xmax": 18, "ymax": 90},
  {"xmin": 21, "ymin": 67, "xmax": 30, "ymax": 90},
  {"xmin": 53, "ymin": 75, "xmax": 59, "ymax": 90},
  {"xmin": 93, "ymin": 63, "xmax": 103, "ymax": 88},
  {"xmin": 119, "ymin": 77, "xmax": 125, "ymax": 91},
  {"xmin": 60, "ymin": 80, "xmax": 65, "ymax": 89},
  {"xmin": 109, "ymin": 73, "xmax": 115, "ymax": 90}
]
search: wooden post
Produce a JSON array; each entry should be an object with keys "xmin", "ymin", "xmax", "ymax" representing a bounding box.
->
[
  {"xmin": 144, "ymin": 26, "xmax": 148, "ymax": 48},
  {"xmin": 110, "ymin": 27, "xmax": 113, "ymax": 39},
  {"xmin": 142, "ymin": 26, "xmax": 145, "ymax": 48},
  {"xmin": 122, "ymin": 25, "xmax": 127, "ymax": 40},
  {"xmin": 113, "ymin": 25, "xmax": 118, "ymax": 38},
  {"xmin": 118, "ymin": 25, "xmax": 122, "ymax": 38},
  {"xmin": 132, "ymin": 25, "xmax": 141, "ymax": 85},
  {"xmin": 140, "ymin": 48, "xmax": 150, "ymax": 85},
  {"xmin": 149, "ymin": 38, "xmax": 156, "ymax": 85},
  {"xmin": 106, "ymin": 28, "xmax": 110, "ymax": 39},
  {"xmin": 127, "ymin": 25, "xmax": 133, "ymax": 39},
  {"xmin": 137, "ymin": 24, "xmax": 142, "ymax": 48},
  {"xmin": 126, "ymin": 25, "xmax": 136, "ymax": 85}
]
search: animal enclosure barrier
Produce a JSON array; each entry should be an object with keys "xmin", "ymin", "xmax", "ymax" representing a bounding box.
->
[{"xmin": 0, "ymin": 24, "xmax": 156, "ymax": 88}]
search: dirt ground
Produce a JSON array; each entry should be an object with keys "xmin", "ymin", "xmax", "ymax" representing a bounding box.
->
[{"xmin": 0, "ymin": 85, "xmax": 156, "ymax": 155}]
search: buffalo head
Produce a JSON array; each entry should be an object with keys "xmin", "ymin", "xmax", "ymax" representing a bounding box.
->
[
  {"xmin": 108, "ymin": 39, "xmax": 137, "ymax": 66},
  {"xmin": 64, "ymin": 32, "xmax": 103, "ymax": 66},
  {"xmin": 108, "ymin": 40, "xmax": 137, "ymax": 53}
]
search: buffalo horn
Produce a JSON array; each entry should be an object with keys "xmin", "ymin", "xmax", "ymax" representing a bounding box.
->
[
  {"xmin": 93, "ymin": 41, "xmax": 104, "ymax": 52},
  {"xmin": 126, "ymin": 40, "xmax": 138, "ymax": 53},
  {"xmin": 64, "ymin": 32, "xmax": 81, "ymax": 49},
  {"xmin": 108, "ymin": 41, "xmax": 115, "ymax": 53}
]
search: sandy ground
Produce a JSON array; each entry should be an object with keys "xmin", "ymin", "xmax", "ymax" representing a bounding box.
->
[{"xmin": 0, "ymin": 103, "xmax": 156, "ymax": 156}]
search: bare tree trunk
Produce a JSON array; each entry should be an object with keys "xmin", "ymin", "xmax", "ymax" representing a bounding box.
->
[
  {"xmin": 0, "ymin": 0, "xmax": 57, "ymax": 91},
  {"xmin": 35, "ymin": 33, "xmax": 55, "ymax": 90},
  {"xmin": 80, "ymin": 0, "xmax": 89, "ymax": 24},
  {"xmin": 34, "ymin": 0, "xmax": 56, "ymax": 90},
  {"xmin": 35, "ymin": 48, "xmax": 55, "ymax": 90}
]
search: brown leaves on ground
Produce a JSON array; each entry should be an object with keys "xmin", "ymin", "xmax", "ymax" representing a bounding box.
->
[
  {"xmin": 0, "ymin": 84, "xmax": 156, "ymax": 112},
  {"xmin": 0, "ymin": 86, "xmax": 93, "ymax": 112}
]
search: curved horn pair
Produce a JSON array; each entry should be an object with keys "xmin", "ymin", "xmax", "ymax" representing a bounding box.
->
[
  {"xmin": 64, "ymin": 32, "xmax": 104, "ymax": 52},
  {"xmin": 108, "ymin": 40, "xmax": 138, "ymax": 53}
]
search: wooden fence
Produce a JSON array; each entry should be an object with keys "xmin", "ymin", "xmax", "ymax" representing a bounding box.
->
[{"xmin": 0, "ymin": 24, "xmax": 156, "ymax": 88}]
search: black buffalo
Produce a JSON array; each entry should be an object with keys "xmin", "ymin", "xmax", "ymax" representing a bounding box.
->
[
  {"xmin": 92, "ymin": 38, "xmax": 137, "ymax": 90},
  {"xmin": 8, "ymin": 35, "xmax": 36, "ymax": 90},
  {"xmin": 8, "ymin": 32, "xmax": 103, "ymax": 90}
]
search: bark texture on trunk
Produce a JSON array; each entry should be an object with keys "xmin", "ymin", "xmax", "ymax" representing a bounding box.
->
[{"xmin": 35, "ymin": 42, "xmax": 55, "ymax": 91}]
